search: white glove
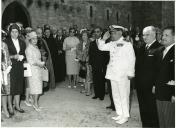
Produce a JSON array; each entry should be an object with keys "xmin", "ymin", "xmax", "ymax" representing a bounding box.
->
[
  {"xmin": 171, "ymin": 96, "xmax": 175, "ymax": 103},
  {"xmin": 18, "ymin": 55, "xmax": 24, "ymax": 61},
  {"xmin": 5, "ymin": 66, "xmax": 12, "ymax": 74},
  {"xmin": 166, "ymin": 80, "xmax": 175, "ymax": 86}
]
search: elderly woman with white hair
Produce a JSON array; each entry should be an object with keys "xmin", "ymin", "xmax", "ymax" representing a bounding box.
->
[{"xmin": 25, "ymin": 31, "xmax": 45, "ymax": 111}]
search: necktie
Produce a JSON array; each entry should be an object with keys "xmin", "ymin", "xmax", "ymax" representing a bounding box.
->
[
  {"xmin": 145, "ymin": 45, "xmax": 149, "ymax": 50},
  {"xmin": 145, "ymin": 45, "xmax": 149, "ymax": 53}
]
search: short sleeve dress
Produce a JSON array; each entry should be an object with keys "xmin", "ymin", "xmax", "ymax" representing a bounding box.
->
[{"xmin": 63, "ymin": 36, "xmax": 80, "ymax": 75}]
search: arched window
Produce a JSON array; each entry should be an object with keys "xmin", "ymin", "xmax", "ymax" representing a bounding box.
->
[
  {"xmin": 116, "ymin": 12, "xmax": 119, "ymax": 23},
  {"xmin": 61, "ymin": 0, "xmax": 64, "ymax": 3},
  {"xmin": 127, "ymin": 14, "xmax": 130, "ymax": 23},
  {"xmin": 90, "ymin": 6, "xmax": 93, "ymax": 18},
  {"xmin": 106, "ymin": 10, "xmax": 110, "ymax": 21}
]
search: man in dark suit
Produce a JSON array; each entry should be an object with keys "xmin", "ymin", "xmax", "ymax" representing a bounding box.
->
[
  {"xmin": 135, "ymin": 26, "xmax": 162, "ymax": 127},
  {"xmin": 89, "ymin": 26, "xmax": 105, "ymax": 100},
  {"xmin": 55, "ymin": 29, "xmax": 66, "ymax": 82},
  {"xmin": 154, "ymin": 26, "xmax": 175, "ymax": 128}
]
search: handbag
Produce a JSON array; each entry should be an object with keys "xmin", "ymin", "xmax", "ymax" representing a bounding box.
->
[
  {"xmin": 42, "ymin": 67, "xmax": 49, "ymax": 82},
  {"xmin": 24, "ymin": 63, "xmax": 32, "ymax": 77},
  {"xmin": 79, "ymin": 62, "xmax": 87, "ymax": 79},
  {"xmin": 1, "ymin": 71, "xmax": 8, "ymax": 85}
]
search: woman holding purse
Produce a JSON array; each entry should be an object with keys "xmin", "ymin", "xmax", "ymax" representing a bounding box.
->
[
  {"xmin": 77, "ymin": 30, "xmax": 92, "ymax": 96},
  {"xmin": 25, "ymin": 31, "xmax": 45, "ymax": 111},
  {"xmin": 5, "ymin": 23, "xmax": 26, "ymax": 114}
]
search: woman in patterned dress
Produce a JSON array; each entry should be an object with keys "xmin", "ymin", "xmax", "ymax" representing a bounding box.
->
[
  {"xmin": 77, "ymin": 30, "xmax": 93, "ymax": 96},
  {"xmin": 1, "ymin": 41, "xmax": 12, "ymax": 118},
  {"xmin": 25, "ymin": 31, "xmax": 45, "ymax": 111}
]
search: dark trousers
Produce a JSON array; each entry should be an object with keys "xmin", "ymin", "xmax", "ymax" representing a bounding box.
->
[
  {"xmin": 92, "ymin": 67, "xmax": 105, "ymax": 99},
  {"xmin": 156, "ymin": 100, "xmax": 175, "ymax": 128},
  {"xmin": 136, "ymin": 88, "xmax": 159, "ymax": 128},
  {"xmin": 107, "ymin": 79, "xmax": 115, "ymax": 107}
]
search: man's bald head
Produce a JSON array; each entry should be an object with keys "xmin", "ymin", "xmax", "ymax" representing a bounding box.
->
[{"xmin": 143, "ymin": 26, "xmax": 156, "ymax": 44}]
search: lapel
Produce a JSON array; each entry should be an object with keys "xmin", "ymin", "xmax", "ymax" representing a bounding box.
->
[
  {"xmin": 18, "ymin": 39, "xmax": 24, "ymax": 54},
  {"xmin": 147, "ymin": 41, "xmax": 161, "ymax": 55},
  {"xmin": 148, "ymin": 41, "xmax": 159, "ymax": 50},
  {"xmin": 9, "ymin": 38, "xmax": 18, "ymax": 54},
  {"xmin": 162, "ymin": 45, "xmax": 175, "ymax": 62}
]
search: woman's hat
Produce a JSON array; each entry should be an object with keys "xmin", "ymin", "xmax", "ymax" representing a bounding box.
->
[
  {"xmin": 9, "ymin": 23, "xmax": 20, "ymax": 33},
  {"xmin": 25, "ymin": 27, "xmax": 33, "ymax": 34},
  {"xmin": 28, "ymin": 31, "xmax": 37, "ymax": 40}
]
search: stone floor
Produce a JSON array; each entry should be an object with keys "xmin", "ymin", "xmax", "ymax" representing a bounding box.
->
[{"xmin": 2, "ymin": 81, "xmax": 142, "ymax": 127}]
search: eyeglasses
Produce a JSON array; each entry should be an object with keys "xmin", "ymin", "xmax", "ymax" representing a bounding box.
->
[
  {"xmin": 70, "ymin": 31, "xmax": 75, "ymax": 33},
  {"xmin": 94, "ymin": 31, "xmax": 100, "ymax": 33}
]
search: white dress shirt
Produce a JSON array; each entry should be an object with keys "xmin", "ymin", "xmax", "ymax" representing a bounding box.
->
[
  {"xmin": 163, "ymin": 43, "xmax": 175, "ymax": 58},
  {"xmin": 12, "ymin": 38, "xmax": 20, "ymax": 53},
  {"xmin": 82, "ymin": 41, "xmax": 86, "ymax": 50},
  {"xmin": 146, "ymin": 39, "xmax": 156, "ymax": 49}
]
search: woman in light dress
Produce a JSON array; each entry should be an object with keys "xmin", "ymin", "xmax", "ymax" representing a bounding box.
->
[
  {"xmin": 25, "ymin": 31, "xmax": 45, "ymax": 111},
  {"xmin": 63, "ymin": 28, "xmax": 80, "ymax": 88}
]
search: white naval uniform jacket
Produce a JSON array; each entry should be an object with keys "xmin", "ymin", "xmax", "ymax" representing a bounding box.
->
[{"xmin": 97, "ymin": 37, "xmax": 136, "ymax": 82}]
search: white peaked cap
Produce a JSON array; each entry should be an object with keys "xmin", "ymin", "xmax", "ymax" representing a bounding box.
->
[{"xmin": 109, "ymin": 25, "xmax": 125, "ymax": 31}]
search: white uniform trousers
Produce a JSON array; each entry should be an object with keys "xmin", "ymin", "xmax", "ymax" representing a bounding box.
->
[{"xmin": 111, "ymin": 78, "xmax": 130, "ymax": 118}]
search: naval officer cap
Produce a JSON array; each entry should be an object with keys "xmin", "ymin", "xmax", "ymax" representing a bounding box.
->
[{"xmin": 109, "ymin": 25, "xmax": 124, "ymax": 32}]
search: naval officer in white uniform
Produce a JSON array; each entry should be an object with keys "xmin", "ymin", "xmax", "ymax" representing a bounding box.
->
[{"xmin": 97, "ymin": 25, "xmax": 136, "ymax": 124}]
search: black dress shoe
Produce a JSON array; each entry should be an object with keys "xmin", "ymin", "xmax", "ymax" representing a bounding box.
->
[
  {"xmin": 99, "ymin": 97, "xmax": 104, "ymax": 100},
  {"xmin": 8, "ymin": 109, "xmax": 14, "ymax": 116},
  {"xmin": 14, "ymin": 107, "xmax": 25, "ymax": 113},
  {"xmin": 112, "ymin": 107, "xmax": 115, "ymax": 111},
  {"xmin": 106, "ymin": 105, "xmax": 113, "ymax": 109},
  {"xmin": 92, "ymin": 96, "xmax": 98, "ymax": 99},
  {"xmin": 9, "ymin": 111, "xmax": 14, "ymax": 116}
]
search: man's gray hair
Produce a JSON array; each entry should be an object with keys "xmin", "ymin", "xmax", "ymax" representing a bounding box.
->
[{"xmin": 143, "ymin": 26, "xmax": 156, "ymax": 33}]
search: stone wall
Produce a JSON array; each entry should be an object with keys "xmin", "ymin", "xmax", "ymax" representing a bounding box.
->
[
  {"xmin": 162, "ymin": 1, "xmax": 175, "ymax": 27},
  {"xmin": 1, "ymin": 0, "xmax": 132, "ymax": 29},
  {"xmin": 132, "ymin": 1, "xmax": 174, "ymax": 30},
  {"xmin": 1, "ymin": 0, "xmax": 174, "ymax": 30}
]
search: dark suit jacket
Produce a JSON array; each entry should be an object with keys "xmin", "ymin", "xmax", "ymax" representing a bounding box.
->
[
  {"xmin": 55, "ymin": 36, "xmax": 65, "ymax": 51},
  {"xmin": 5, "ymin": 37, "xmax": 26, "ymax": 94},
  {"xmin": 5, "ymin": 37, "xmax": 26, "ymax": 62},
  {"xmin": 135, "ymin": 41, "xmax": 162, "ymax": 90},
  {"xmin": 155, "ymin": 45, "xmax": 175, "ymax": 101},
  {"xmin": 89, "ymin": 40, "xmax": 104, "ymax": 69}
]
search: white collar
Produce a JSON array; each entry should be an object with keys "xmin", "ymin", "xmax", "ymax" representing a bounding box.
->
[
  {"xmin": 114, "ymin": 36, "xmax": 124, "ymax": 44},
  {"xmin": 146, "ymin": 39, "xmax": 156, "ymax": 48},
  {"xmin": 11, "ymin": 38, "xmax": 20, "ymax": 53},
  {"xmin": 12, "ymin": 38, "xmax": 18, "ymax": 42},
  {"xmin": 164, "ymin": 43, "xmax": 175, "ymax": 52}
]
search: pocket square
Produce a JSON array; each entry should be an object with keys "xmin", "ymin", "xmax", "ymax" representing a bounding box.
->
[
  {"xmin": 148, "ymin": 54, "xmax": 154, "ymax": 56},
  {"xmin": 166, "ymin": 80, "xmax": 175, "ymax": 86},
  {"xmin": 170, "ymin": 59, "xmax": 174, "ymax": 62}
]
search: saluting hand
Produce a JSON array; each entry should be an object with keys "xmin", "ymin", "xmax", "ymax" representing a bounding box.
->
[
  {"xmin": 171, "ymin": 96, "xmax": 175, "ymax": 103},
  {"xmin": 102, "ymin": 31, "xmax": 110, "ymax": 41}
]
